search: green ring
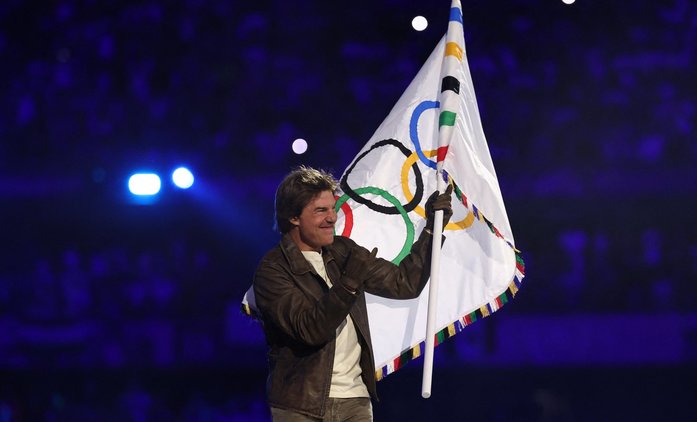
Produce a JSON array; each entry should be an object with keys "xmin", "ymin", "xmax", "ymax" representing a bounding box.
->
[{"xmin": 336, "ymin": 186, "xmax": 414, "ymax": 264}]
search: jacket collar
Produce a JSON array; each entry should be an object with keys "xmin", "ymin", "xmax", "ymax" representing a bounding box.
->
[{"xmin": 280, "ymin": 232, "xmax": 336, "ymax": 275}]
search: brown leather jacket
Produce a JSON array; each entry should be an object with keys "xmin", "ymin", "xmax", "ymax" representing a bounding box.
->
[{"xmin": 253, "ymin": 230, "xmax": 437, "ymax": 418}]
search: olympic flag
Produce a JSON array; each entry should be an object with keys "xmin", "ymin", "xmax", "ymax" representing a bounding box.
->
[
  {"xmin": 243, "ymin": 0, "xmax": 524, "ymax": 386},
  {"xmin": 331, "ymin": 0, "xmax": 524, "ymax": 381}
]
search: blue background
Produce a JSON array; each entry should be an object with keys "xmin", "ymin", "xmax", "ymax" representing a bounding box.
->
[{"xmin": 1, "ymin": 0, "xmax": 696, "ymax": 420}]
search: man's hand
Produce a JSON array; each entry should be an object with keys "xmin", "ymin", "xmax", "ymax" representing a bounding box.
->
[
  {"xmin": 340, "ymin": 246, "xmax": 378, "ymax": 294},
  {"xmin": 425, "ymin": 184, "xmax": 454, "ymax": 233}
]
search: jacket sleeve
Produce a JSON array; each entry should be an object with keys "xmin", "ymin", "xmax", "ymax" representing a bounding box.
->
[
  {"xmin": 253, "ymin": 259, "xmax": 359, "ymax": 347},
  {"xmin": 352, "ymin": 230, "xmax": 442, "ymax": 299}
]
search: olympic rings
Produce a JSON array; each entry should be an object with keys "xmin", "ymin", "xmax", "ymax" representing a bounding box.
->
[
  {"xmin": 335, "ymin": 195, "xmax": 354, "ymax": 237},
  {"xmin": 335, "ymin": 186, "xmax": 414, "ymax": 264},
  {"xmin": 336, "ymin": 99, "xmax": 476, "ymax": 263},
  {"xmin": 410, "ymin": 100, "xmax": 439, "ymax": 170},
  {"xmin": 340, "ymin": 139, "xmax": 424, "ymax": 215},
  {"xmin": 400, "ymin": 150, "xmax": 475, "ymax": 231}
]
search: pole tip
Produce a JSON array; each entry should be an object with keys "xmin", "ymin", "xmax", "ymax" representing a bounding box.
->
[{"xmin": 422, "ymin": 392, "xmax": 431, "ymax": 399}]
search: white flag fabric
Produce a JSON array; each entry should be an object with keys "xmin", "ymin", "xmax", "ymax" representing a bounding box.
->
[
  {"xmin": 242, "ymin": 1, "xmax": 524, "ymax": 381},
  {"xmin": 333, "ymin": 2, "xmax": 524, "ymax": 380}
]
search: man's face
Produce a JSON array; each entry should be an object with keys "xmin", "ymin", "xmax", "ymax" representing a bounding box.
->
[{"xmin": 289, "ymin": 190, "xmax": 337, "ymax": 252}]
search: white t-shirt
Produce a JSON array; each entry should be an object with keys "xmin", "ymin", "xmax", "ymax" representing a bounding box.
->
[{"xmin": 302, "ymin": 250, "xmax": 369, "ymax": 398}]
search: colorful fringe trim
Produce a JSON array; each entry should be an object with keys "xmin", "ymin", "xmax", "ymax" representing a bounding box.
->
[
  {"xmin": 375, "ymin": 251, "xmax": 525, "ymax": 381},
  {"xmin": 240, "ymin": 302, "xmax": 260, "ymax": 319},
  {"xmin": 375, "ymin": 173, "xmax": 526, "ymax": 381}
]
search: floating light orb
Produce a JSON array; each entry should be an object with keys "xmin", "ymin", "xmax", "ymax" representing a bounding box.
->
[
  {"xmin": 292, "ymin": 138, "xmax": 308, "ymax": 154},
  {"xmin": 412, "ymin": 16, "xmax": 428, "ymax": 31}
]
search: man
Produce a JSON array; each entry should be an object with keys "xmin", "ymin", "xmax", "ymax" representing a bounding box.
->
[{"xmin": 253, "ymin": 166, "xmax": 453, "ymax": 421}]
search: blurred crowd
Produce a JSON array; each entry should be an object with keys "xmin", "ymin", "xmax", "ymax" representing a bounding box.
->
[
  {"xmin": 2, "ymin": 1, "xmax": 694, "ymax": 174},
  {"xmin": 1, "ymin": 0, "xmax": 696, "ymax": 419},
  {"xmin": 0, "ymin": 221, "xmax": 694, "ymax": 369}
]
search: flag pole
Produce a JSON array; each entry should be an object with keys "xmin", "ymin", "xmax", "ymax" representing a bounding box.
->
[
  {"xmin": 421, "ymin": 169, "xmax": 447, "ymax": 399},
  {"xmin": 422, "ymin": 0, "xmax": 461, "ymax": 399}
]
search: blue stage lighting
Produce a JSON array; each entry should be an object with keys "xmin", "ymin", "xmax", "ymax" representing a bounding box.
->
[
  {"xmin": 172, "ymin": 167, "xmax": 194, "ymax": 189},
  {"xmin": 128, "ymin": 173, "xmax": 162, "ymax": 196}
]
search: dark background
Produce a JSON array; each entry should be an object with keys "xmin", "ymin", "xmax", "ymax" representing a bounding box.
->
[{"xmin": 1, "ymin": 0, "xmax": 696, "ymax": 420}]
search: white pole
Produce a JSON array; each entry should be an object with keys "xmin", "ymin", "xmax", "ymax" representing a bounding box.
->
[
  {"xmin": 421, "ymin": 0, "xmax": 461, "ymax": 399},
  {"xmin": 421, "ymin": 168, "xmax": 447, "ymax": 399}
]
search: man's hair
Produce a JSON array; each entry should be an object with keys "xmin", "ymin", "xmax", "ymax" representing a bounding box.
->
[{"xmin": 274, "ymin": 166, "xmax": 338, "ymax": 234}]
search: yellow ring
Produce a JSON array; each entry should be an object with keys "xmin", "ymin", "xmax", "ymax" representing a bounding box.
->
[{"xmin": 400, "ymin": 150, "xmax": 474, "ymax": 231}]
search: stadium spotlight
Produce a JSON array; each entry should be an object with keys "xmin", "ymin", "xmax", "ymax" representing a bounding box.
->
[
  {"xmin": 172, "ymin": 167, "xmax": 194, "ymax": 189},
  {"xmin": 128, "ymin": 173, "xmax": 162, "ymax": 196}
]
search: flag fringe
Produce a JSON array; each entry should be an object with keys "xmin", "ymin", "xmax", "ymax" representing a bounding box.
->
[
  {"xmin": 375, "ymin": 248, "xmax": 525, "ymax": 381},
  {"xmin": 240, "ymin": 302, "xmax": 261, "ymax": 319},
  {"xmin": 449, "ymin": 176, "xmax": 512, "ymax": 244}
]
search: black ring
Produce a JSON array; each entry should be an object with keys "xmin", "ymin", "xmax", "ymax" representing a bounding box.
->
[{"xmin": 340, "ymin": 138, "xmax": 424, "ymax": 215}]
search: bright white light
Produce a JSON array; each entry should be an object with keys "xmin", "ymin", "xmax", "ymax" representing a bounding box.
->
[
  {"xmin": 172, "ymin": 167, "xmax": 194, "ymax": 189},
  {"xmin": 128, "ymin": 173, "xmax": 161, "ymax": 196},
  {"xmin": 412, "ymin": 16, "xmax": 428, "ymax": 31},
  {"xmin": 292, "ymin": 138, "xmax": 308, "ymax": 154},
  {"xmin": 562, "ymin": 0, "xmax": 575, "ymax": 4}
]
